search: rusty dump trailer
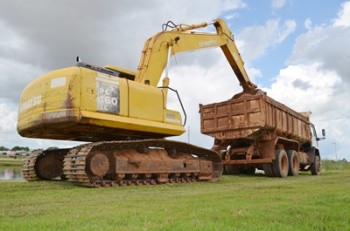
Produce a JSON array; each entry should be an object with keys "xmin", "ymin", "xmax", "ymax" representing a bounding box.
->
[{"xmin": 200, "ymin": 91, "xmax": 324, "ymax": 177}]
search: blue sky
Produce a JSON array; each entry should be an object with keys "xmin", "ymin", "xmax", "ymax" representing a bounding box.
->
[
  {"xmin": 229, "ymin": 0, "xmax": 344, "ymax": 86},
  {"xmin": 0, "ymin": 0, "xmax": 349, "ymax": 161}
]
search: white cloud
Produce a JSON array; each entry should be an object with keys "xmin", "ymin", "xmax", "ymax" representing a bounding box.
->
[
  {"xmin": 266, "ymin": 63, "xmax": 341, "ymax": 113},
  {"xmin": 224, "ymin": 12, "xmax": 240, "ymax": 20},
  {"xmin": 0, "ymin": 21, "xmax": 25, "ymax": 51},
  {"xmin": 290, "ymin": 22, "xmax": 350, "ymax": 86},
  {"xmin": 268, "ymin": 2, "xmax": 350, "ymax": 160},
  {"xmin": 0, "ymin": 103, "xmax": 29, "ymax": 149},
  {"xmin": 274, "ymin": 20, "xmax": 297, "ymax": 43},
  {"xmin": 333, "ymin": 1, "xmax": 350, "ymax": 27},
  {"xmin": 304, "ymin": 18, "xmax": 312, "ymax": 30},
  {"xmin": 0, "ymin": 58, "xmax": 44, "ymax": 103},
  {"xmin": 264, "ymin": 63, "xmax": 350, "ymax": 160},
  {"xmin": 219, "ymin": 0, "xmax": 247, "ymax": 10},
  {"xmin": 0, "ymin": 103, "xmax": 17, "ymax": 132},
  {"xmin": 237, "ymin": 19, "xmax": 296, "ymax": 61},
  {"xmin": 271, "ymin": 0, "xmax": 286, "ymax": 9}
]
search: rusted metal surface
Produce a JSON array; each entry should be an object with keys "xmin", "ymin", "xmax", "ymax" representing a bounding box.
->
[
  {"xmin": 200, "ymin": 91, "xmax": 313, "ymax": 177},
  {"xmin": 22, "ymin": 151, "xmax": 42, "ymax": 181},
  {"xmin": 63, "ymin": 139, "xmax": 221, "ymax": 187},
  {"xmin": 17, "ymin": 107, "xmax": 174, "ymax": 142},
  {"xmin": 22, "ymin": 149, "xmax": 70, "ymax": 181},
  {"xmin": 222, "ymin": 159, "xmax": 273, "ymax": 165},
  {"xmin": 23, "ymin": 139, "xmax": 222, "ymax": 187},
  {"xmin": 200, "ymin": 91, "xmax": 311, "ymax": 142}
]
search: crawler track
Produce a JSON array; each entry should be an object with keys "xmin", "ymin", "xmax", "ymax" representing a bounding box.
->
[
  {"xmin": 22, "ymin": 149, "xmax": 70, "ymax": 181},
  {"xmin": 22, "ymin": 151, "xmax": 42, "ymax": 181},
  {"xmin": 63, "ymin": 139, "xmax": 222, "ymax": 187}
]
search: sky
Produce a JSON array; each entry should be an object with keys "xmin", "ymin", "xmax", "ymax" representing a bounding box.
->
[{"xmin": 0, "ymin": 0, "xmax": 349, "ymax": 161}]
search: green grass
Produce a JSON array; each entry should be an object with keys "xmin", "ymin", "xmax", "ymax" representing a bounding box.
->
[
  {"xmin": 322, "ymin": 159, "xmax": 350, "ymax": 171},
  {"xmin": 1, "ymin": 161, "xmax": 349, "ymax": 231},
  {"xmin": 0, "ymin": 156, "xmax": 26, "ymax": 166}
]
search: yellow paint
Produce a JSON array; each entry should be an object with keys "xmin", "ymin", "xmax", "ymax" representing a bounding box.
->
[{"xmin": 17, "ymin": 65, "xmax": 184, "ymax": 140}]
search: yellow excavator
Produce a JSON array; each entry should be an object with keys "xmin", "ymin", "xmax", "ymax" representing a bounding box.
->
[{"xmin": 18, "ymin": 18, "xmax": 257, "ymax": 187}]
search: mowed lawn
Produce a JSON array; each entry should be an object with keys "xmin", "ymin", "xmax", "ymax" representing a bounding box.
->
[{"xmin": 0, "ymin": 161, "xmax": 349, "ymax": 231}]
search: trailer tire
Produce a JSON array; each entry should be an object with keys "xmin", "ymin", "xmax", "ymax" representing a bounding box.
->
[
  {"xmin": 272, "ymin": 150, "xmax": 289, "ymax": 178},
  {"xmin": 311, "ymin": 155, "xmax": 321, "ymax": 175},
  {"xmin": 263, "ymin": 164, "xmax": 274, "ymax": 177},
  {"xmin": 287, "ymin": 150, "xmax": 299, "ymax": 176}
]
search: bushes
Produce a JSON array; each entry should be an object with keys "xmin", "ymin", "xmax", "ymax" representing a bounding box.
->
[{"xmin": 322, "ymin": 159, "xmax": 350, "ymax": 171}]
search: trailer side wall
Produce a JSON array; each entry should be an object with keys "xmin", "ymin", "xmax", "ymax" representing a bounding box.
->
[{"xmin": 200, "ymin": 93, "xmax": 311, "ymax": 142}]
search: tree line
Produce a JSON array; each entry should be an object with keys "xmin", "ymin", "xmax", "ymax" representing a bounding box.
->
[
  {"xmin": 0, "ymin": 146, "xmax": 30, "ymax": 151},
  {"xmin": 0, "ymin": 146, "xmax": 59, "ymax": 151}
]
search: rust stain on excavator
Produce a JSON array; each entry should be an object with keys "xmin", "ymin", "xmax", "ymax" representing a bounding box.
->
[
  {"xmin": 65, "ymin": 77, "xmax": 75, "ymax": 109},
  {"xmin": 36, "ymin": 77, "xmax": 78, "ymax": 131}
]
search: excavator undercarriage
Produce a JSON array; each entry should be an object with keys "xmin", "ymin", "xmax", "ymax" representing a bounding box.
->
[{"xmin": 23, "ymin": 140, "xmax": 222, "ymax": 187}]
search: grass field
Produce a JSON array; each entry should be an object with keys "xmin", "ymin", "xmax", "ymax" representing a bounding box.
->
[
  {"xmin": 0, "ymin": 155, "xmax": 26, "ymax": 166},
  {"xmin": 0, "ymin": 161, "xmax": 349, "ymax": 231}
]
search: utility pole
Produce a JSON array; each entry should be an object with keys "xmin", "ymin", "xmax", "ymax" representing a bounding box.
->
[{"xmin": 333, "ymin": 142, "xmax": 337, "ymax": 161}]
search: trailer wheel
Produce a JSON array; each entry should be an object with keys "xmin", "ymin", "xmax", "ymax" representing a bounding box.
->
[
  {"xmin": 263, "ymin": 164, "xmax": 274, "ymax": 177},
  {"xmin": 311, "ymin": 155, "xmax": 321, "ymax": 175},
  {"xmin": 272, "ymin": 150, "xmax": 289, "ymax": 178},
  {"xmin": 287, "ymin": 150, "xmax": 299, "ymax": 176}
]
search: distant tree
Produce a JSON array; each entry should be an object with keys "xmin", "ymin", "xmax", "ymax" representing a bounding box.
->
[
  {"xmin": 342, "ymin": 158, "xmax": 347, "ymax": 162},
  {"xmin": 0, "ymin": 146, "xmax": 9, "ymax": 151},
  {"xmin": 11, "ymin": 146, "xmax": 20, "ymax": 151},
  {"xmin": 11, "ymin": 146, "xmax": 30, "ymax": 151}
]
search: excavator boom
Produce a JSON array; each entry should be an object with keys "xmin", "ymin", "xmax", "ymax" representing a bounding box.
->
[{"xmin": 135, "ymin": 18, "xmax": 257, "ymax": 93}]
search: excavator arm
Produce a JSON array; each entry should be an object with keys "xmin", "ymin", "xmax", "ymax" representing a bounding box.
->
[{"xmin": 134, "ymin": 18, "xmax": 257, "ymax": 93}]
